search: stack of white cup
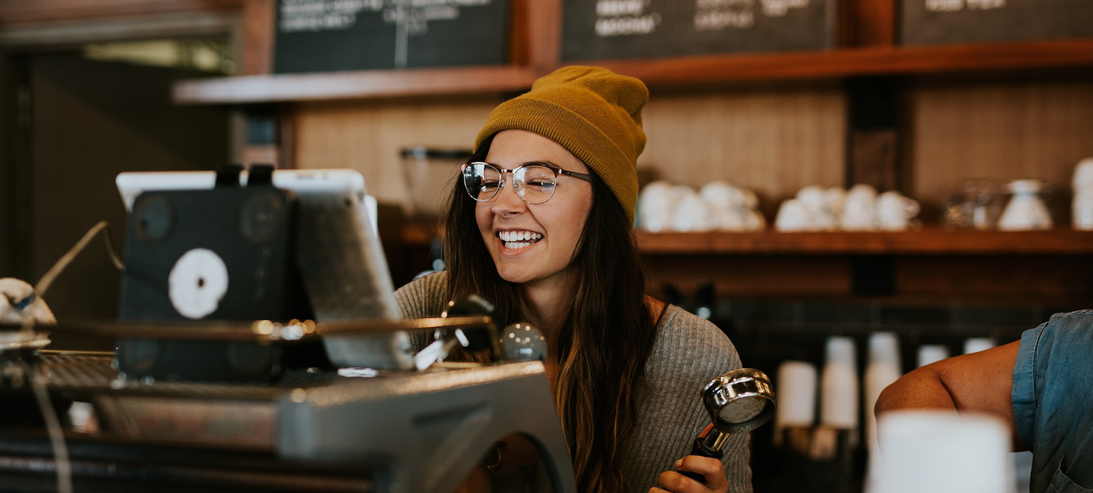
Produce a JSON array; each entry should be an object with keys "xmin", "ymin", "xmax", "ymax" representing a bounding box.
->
[
  {"xmin": 1074, "ymin": 158, "xmax": 1093, "ymax": 230},
  {"xmin": 774, "ymin": 361, "xmax": 818, "ymax": 446},
  {"xmin": 872, "ymin": 410, "xmax": 1016, "ymax": 493},
  {"xmin": 864, "ymin": 333, "xmax": 902, "ymax": 451},
  {"xmin": 820, "ymin": 336, "xmax": 859, "ymax": 442},
  {"xmin": 964, "ymin": 337, "xmax": 997, "ymax": 355},
  {"xmin": 917, "ymin": 344, "xmax": 950, "ymax": 367}
]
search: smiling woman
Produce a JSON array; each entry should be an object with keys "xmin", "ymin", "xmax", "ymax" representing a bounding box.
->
[
  {"xmin": 473, "ymin": 131, "xmax": 594, "ymax": 289},
  {"xmin": 394, "ymin": 66, "xmax": 752, "ymax": 493}
]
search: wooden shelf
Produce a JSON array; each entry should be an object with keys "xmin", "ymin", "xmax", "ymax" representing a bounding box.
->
[
  {"xmin": 172, "ymin": 65, "xmax": 539, "ymax": 105},
  {"xmin": 173, "ymin": 39, "xmax": 1093, "ymax": 105},
  {"xmin": 634, "ymin": 228, "xmax": 1093, "ymax": 255},
  {"xmin": 398, "ymin": 225, "xmax": 1093, "ymax": 255},
  {"xmin": 599, "ymin": 39, "xmax": 1093, "ymax": 87}
]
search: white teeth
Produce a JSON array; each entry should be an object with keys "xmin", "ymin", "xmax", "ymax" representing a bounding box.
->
[{"xmin": 498, "ymin": 231, "xmax": 542, "ymax": 243}]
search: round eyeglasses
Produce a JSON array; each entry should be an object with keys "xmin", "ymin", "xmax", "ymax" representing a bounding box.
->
[{"xmin": 461, "ymin": 161, "xmax": 592, "ymax": 205}]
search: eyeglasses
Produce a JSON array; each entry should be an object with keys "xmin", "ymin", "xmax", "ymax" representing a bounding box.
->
[{"xmin": 461, "ymin": 161, "xmax": 592, "ymax": 205}]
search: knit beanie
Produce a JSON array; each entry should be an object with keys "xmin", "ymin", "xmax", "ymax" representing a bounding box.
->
[{"xmin": 474, "ymin": 66, "xmax": 648, "ymax": 224}]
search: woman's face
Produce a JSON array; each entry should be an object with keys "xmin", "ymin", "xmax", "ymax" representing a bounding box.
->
[{"xmin": 475, "ymin": 129, "xmax": 593, "ymax": 289}]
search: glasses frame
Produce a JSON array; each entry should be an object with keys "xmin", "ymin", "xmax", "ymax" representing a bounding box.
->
[{"xmin": 461, "ymin": 161, "xmax": 593, "ymax": 205}]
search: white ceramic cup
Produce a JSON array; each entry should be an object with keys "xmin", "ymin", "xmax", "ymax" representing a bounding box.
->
[
  {"xmin": 876, "ymin": 192, "xmax": 920, "ymax": 231},
  {"xmin": 1073, "ymin": 190, "xmax": 1093, "ymax": 231},
  {"xmin": 841, "ymin": 184, "xmax": 878, "ymax": 231},
  {"xmin": 998, "ymin": 179, "xmax": 1052, "ymax": 231},
  {"xmin": 671, "ymin": 189, "xmax": 716, "ymax": 232},
  {"xmin": 775, "ymin": 199, "xmax": 811, "ymax": 232},
  {"xmin": 1073, "ymin": 157, "xmax": 1093, "ymax": 191},
  {"xmin": 638, "ymin": 181, "xmax": 681, "ymax": 232}
]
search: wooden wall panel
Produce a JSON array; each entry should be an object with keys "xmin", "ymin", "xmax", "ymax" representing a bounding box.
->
[
  {"xmin": 639, "ymin": 88, "xmax": 846, "ymax": 218},
  {"xmin": 907, "ymin": 80, "xmax": 1093, "ymax": 223},
  {"xmin": 292, "ymin": 98, "xmax": 502, "ymax": 206},
  {"xmin": 895, "ymin": 256, "xmax": 1093, "ymax": 304},
  {"xmin": 643, "ymin": 255, "xmax": 852, "ymax": 298},
  {"xmin": 240, "ymin": 0, "xmax": 273, "ymax": 75},
  {"xmin": 839, "ymin": 0, "xmax": 896, "ymax": 47},
  {"xmin": 292, "ymin": 89, "xmax": 846, "ymax": 216},
  {"xmin": 292, "ymin": 89, "xmax": 847, "ymax": 218},
  {"xmin": 0, "ymin": 0, "xmax": 240, "ymax": 25}
]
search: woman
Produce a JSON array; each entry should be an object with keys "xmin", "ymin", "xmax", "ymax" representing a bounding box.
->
[{"xmin": 395, "ymin": 66, "xmax": 751, "ymax": 493}]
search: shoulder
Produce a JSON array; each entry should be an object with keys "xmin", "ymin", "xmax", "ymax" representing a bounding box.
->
[
  {"xmin": 648, "ymin": 305, "xmax": 743, "ymax": 374},
  {"xmin": 1018, "ymin": 309, "xmax": 1093, "ymax": 369},
  {"xmin": 624, "ymin": 306, "xmax": 752, "ymax": 492},
  {"xmin": 1013, "ymin": 310, "xmax": 1093, "ymax": 441},
  {"xmin": 393, "ymin": 271, "xmax": 450, "ymax": 320},
  {"xmin": 1043, "ymin": 309, "xmax": 1093, "ymax": 342}
]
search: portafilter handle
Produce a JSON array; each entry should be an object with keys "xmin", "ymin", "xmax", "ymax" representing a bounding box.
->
[{"xmin": 679, "ymin": 368, "xmax": 776, "ymax": 483}]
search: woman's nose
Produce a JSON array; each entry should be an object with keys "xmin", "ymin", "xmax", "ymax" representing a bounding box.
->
[{"xmin": 491, "ymin": 176, "xmax": 526, "ymax": 215}]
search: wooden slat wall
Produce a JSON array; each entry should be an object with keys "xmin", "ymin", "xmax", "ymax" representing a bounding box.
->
[
  {"xmin": 906, "ymin": 79, "xmax": 1093, "ymax": 222},
  {"xmin": 240, "ymin": 0, "xmax": 273, "ymax": 75},
  {"xmin": 292, "ymin": 88, "xmax": 848, "ymax": 218},
  {"xmin": 292, "ymin": 97, "xmax": 503, "ymax": 205},
  {"xmin": 840, "ymin": 0, "xmax": 896, "ymax": 47},
  {"xmin": 639, "ymin": 87, "xmax": 846, "ymax": 218},
  {"xmin": 0, "ymin": 0, "xmax": 240, "ymax": 25}
]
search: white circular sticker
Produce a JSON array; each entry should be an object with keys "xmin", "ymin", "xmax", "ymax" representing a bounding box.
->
[{"xmin": 168, "ymin": 248, "xmax": 229, "ymax": 319}]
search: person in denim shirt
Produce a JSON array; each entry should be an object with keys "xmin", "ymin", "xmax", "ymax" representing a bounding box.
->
[{"xmin": 874, "ymin": 310, "xmax": 1093, "ymax": 493}]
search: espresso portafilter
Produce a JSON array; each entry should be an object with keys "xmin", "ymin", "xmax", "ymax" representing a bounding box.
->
[{"xmin": 679, "ymin": 368, "xmax": 776, "ymax": 483}]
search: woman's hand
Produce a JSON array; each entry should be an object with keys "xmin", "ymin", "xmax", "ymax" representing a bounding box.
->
[{"xmin": 649, "ymin": 455, "xmax": 728, "ymax": 493}]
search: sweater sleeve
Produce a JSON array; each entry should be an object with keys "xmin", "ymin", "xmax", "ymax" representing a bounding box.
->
[
  {"xmin": 393, "ymin": 272, "xmax": 451, "ymax": 351},
  {"xmin": 623, "ymin": 306, "xmax": 752, "ymax": 493},
  {"xmin": 393, "ymin": 271, "xmax": 450, "ymax": 320}
]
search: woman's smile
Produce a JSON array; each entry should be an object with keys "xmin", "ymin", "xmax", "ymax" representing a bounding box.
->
[{"xmin": 497, "ymin": 229, "xmax": 544, "ymax": 252}]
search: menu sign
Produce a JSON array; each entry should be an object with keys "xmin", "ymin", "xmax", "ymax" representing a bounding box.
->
[
  {"xmin": 902, "ymin": 0, "xmax": 1093, "ymax": 45},
  {"xmin": 274, "ymin": 0, "xmax": 509, "ymax": 74},
  {"xmin": 561, "ymin": 0, "xmax": 836, "ymax": 62}
]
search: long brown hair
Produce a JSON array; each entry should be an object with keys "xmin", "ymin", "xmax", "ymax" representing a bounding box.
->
[{"xmin": 444, "ymin": 136, "xmax": 658, "ymax": 492}]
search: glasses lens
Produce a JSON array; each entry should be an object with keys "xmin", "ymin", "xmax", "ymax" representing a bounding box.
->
[
  {"xmin": 516, "ymin": 165, "xmax": 557, "ymax": 205},
  {"xmin": 464, "ymin": 163, "xmax": 501, "ymax": 201}
]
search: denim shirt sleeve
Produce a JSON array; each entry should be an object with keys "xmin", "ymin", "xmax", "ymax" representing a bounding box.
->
[
  {"xmin": 1010, "ymin": 309, "xmax": 1093, "ymax": 493},
  {"xmin": 1011, "ymin": 321, "xmax": 1045, "ymax": 447}
]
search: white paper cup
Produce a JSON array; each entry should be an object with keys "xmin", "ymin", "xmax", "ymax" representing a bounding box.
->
[
  {"xmin": 964, "ymin": 337, "xmax": 997, "ymax": 355},
  {"xmin": 917, "ymin": 344, "xmax": 950, "ymax": 367},
  {"xmin": 776, "ymin": 361, "xmax": 818, "ymax": 428},
  {"xmin": 872, "ymin": 410, "xmax": 1015, "ymax": 493},
  {"xmin": 821, "ymin": 337, "xmax": 859, "ymax": 430},
  {"xmin": 865, "ymin": 333, "xmax": 902, "ymax": 450}
]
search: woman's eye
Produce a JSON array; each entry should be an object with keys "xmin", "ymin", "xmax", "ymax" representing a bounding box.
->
[
  {"xmin": 528, "ymin": 180, "xmax": 555, "ymax": 190},
  {"xmin": 481, "ymin": 180, "xmax": 500, "ymax": 191}
]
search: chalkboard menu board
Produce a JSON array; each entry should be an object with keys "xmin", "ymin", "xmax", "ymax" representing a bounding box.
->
[
  {"xmin": 561, "ymin": 0, "xmax": 836, "ymax": 62},
  {"xmin": 902, "ymin": 0, "xmax": 1093, "ymax": 45},
  {"xmin": 274, "ymin": 0, "xmax": 509, "ymax": 74}
]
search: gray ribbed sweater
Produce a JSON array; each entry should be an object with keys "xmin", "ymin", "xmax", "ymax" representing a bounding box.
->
[{"xmin": 394, "ymin": 272, "xmax": 752, "ymax": 493}]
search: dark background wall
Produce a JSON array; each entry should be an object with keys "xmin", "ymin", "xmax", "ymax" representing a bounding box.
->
[{"xmin": 3, "ymin": 50, "xmax": 229, "ymax": 347}]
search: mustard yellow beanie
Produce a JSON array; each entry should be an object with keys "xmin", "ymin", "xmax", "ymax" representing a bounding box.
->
[{"xmin": 474, "ymin": 66, "xmax": 648, "ymax": 224}]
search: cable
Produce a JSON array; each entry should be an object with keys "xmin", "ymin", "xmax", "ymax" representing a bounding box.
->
[
  {"xmin": 30, "ymin": 367, "xmax": 72, "ymax": 493},
  {"xmin": 35, "ymin": 220, "xmax": 125, "ymax": 297},
  {"xmin": 21, "ymin": 220, "xmax": 124, "ymax": 493}
]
